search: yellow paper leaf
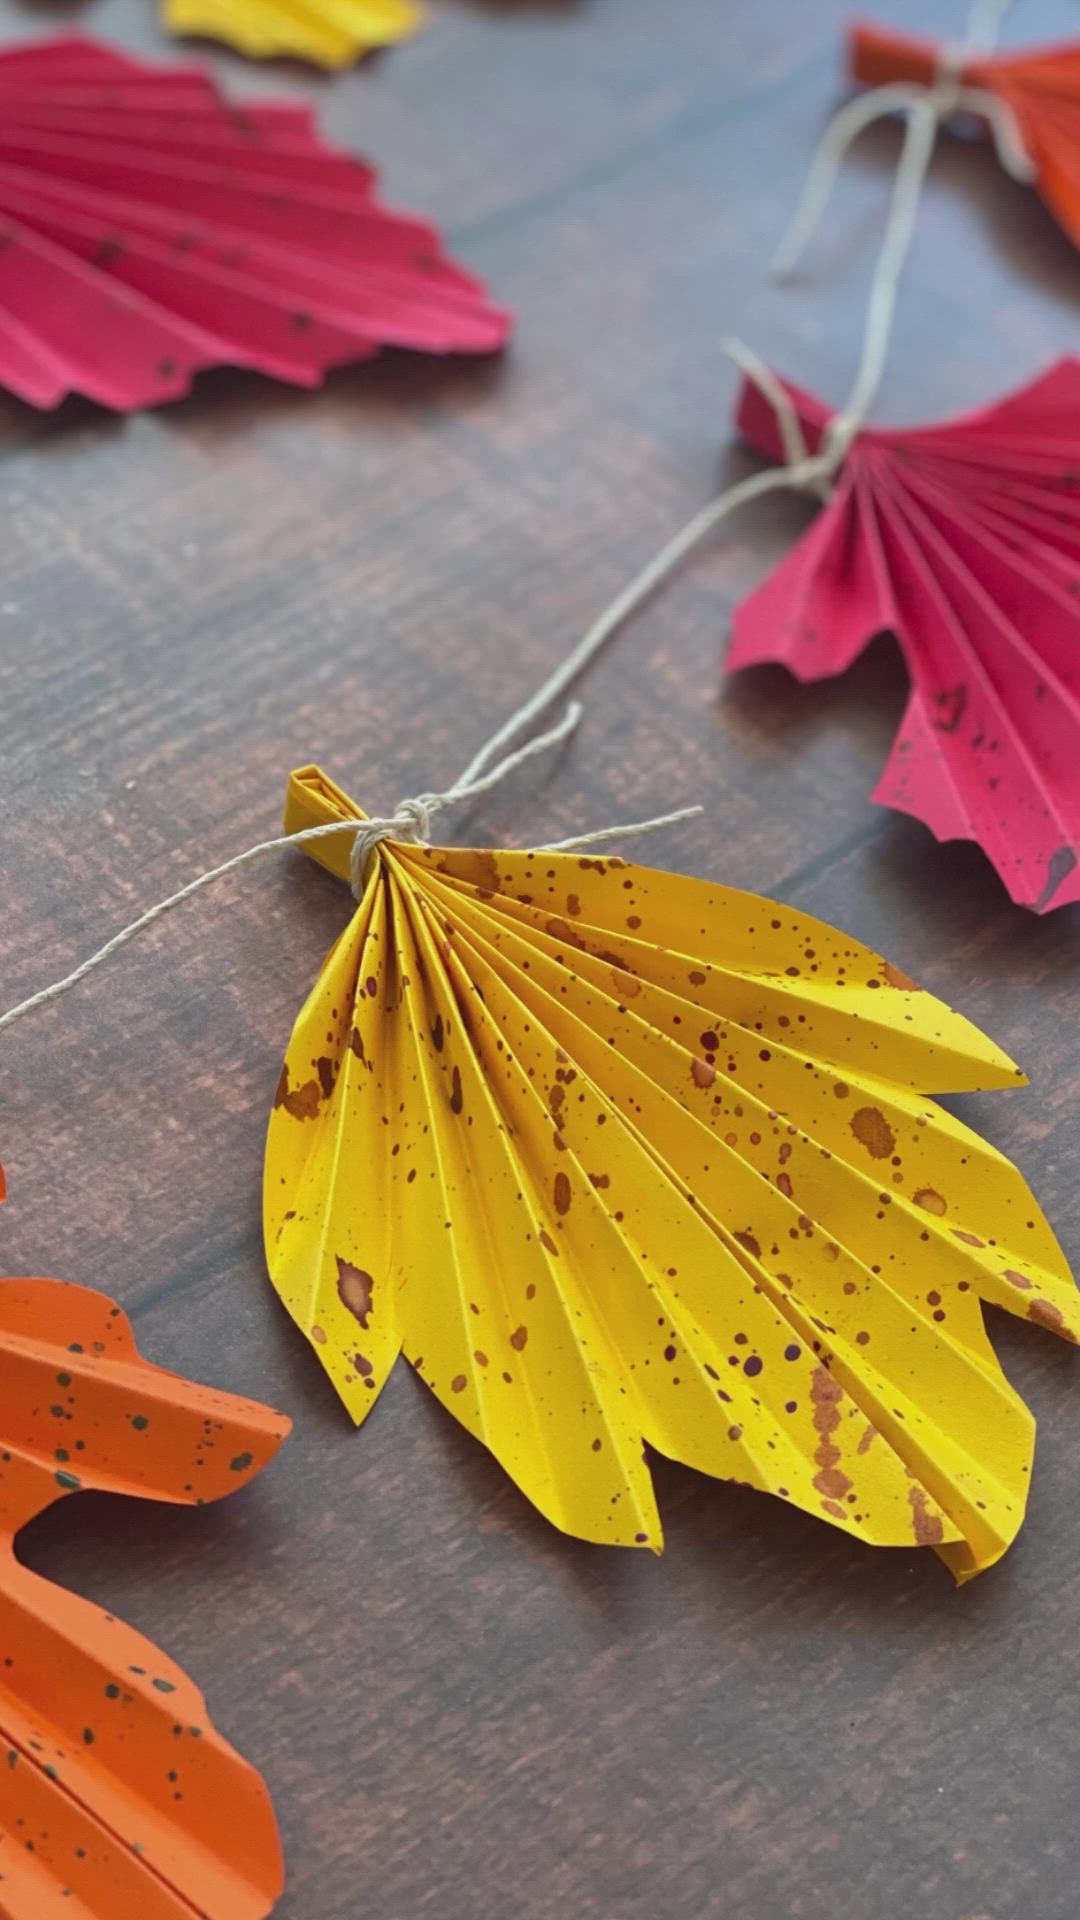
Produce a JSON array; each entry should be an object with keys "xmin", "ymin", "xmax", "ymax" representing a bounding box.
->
[
  {"xmin": 163, "ymin": 0, "xmax": 420, "ymax": 68},
  {"xmin": 264, "ymin": 765, "xmax": 1080, "ymax": 1579}
]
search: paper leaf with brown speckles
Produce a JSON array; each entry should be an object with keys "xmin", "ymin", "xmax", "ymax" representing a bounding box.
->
[
  {"xmin": 0, "ymin": 1258, "xmax": 289, "ymax": 1917},
  {"xmin": 0, "ymin": 34, "xmax": 508, "ymax": 413},
  {"xmin": 265, "ymin": 764, "xmax": 1079, "ymax": 1580},
  {"xmin": 727, "ymin": 359, "xmax": 1080, "ymax": 912},
  {"xmin": 164, "ymin": 0, "xmax": 419, "ymax": 69}
]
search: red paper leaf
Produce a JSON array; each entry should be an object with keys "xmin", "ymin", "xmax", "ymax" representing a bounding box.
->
[
  {"xmin": 0, "ymin": 1249, "xmax": 290, "ymax": 1916},
  {"xmin": 0, "ymin": 33, "xmax": 510, "ymax": 411},
  {"xmin": 851, "ymin": 19, "xmax": 1080, "ymax": 254},
  {"xmin": 727, "ymin": 359, "xmax": 1080, "ymax": 912}
]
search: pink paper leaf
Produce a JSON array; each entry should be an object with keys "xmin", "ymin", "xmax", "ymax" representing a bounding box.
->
[
  {"xmin": 727, "ymin": 360, "xmax": 1080, "ymax": 913},
  {"xmin": 0, "ymin": 34, "xmax": 510, "ymax": 412}
]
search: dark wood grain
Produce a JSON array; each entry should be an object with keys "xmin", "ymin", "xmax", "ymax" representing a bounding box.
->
[{"xmin": 3, "ymin": 2, "xmax": 1080, "ymax": 1915}]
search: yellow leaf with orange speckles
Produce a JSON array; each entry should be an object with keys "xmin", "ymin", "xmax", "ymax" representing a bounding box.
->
[
  {"xmin": 265, "ymin": 763, "xmax": 1080, "ymax": 1580},
  {"xmin": 163, "ymin": 0, "xmax": 420, "ymax": 68}
]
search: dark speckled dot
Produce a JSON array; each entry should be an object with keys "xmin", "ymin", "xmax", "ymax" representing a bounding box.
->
[
  {"xmin": 784, "ymin": 1344, "xmax": 801, "ymax": 1361},
  {"xmin": 743, "ymin": 1355, "xmax": 763, "ymax": 1377}
]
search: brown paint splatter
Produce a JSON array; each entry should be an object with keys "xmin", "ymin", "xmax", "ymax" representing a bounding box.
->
[
  {"xmin": 931, "ymin": 684, "xmax": 967, "ymax": 736},
  {"xmin": 554, "ymin": 1172, "xmax": 572, "ymax": 1216},
  {"xmin": 545, "ymin": 917, "xmax": 584, "ymax": 949},
  {"xmin": 1004, "ymin": 1268, "xmax": 1034, "ymax": 1290},
  {"xmin": 348, "ymin": 1028, "xmax": 366, "ymax": 1062},
  {"xmin": 909, "ymin": 1483, "xmax": 944, "ymax": 1547},
  {"xmin": 451, "ymin": 1374, "xmax": 467, "ymax": 1394},
  {"xmin": 273, "ymin": 1067, "xmax": 321, "ymax": 1121},
  {"xmin": 734, "ymin": 1229, "xmax": 761, "ymax": 1260},
  {"xmin": 856, "ymin": 1423, "xmax": 877, "ymax": 1456},
  {"xmin": 952, "ymin": 1229, "xmax": 985, "ymax": 1247},
  {"xmin": 566, "ymin": 894, "xmax": 582, "ymax": 918},
  {"xmin": 431, "ymin": 1014, "xmax": 444, "ymax": 1052},
  {"xmin": 316, "ymin": 1056, "xmax": 337, "ymax": 1101},
  {"xmin": 510, "ymin": 1326, "xmax": 529, "ymax": 1350},
  {"xmin": 539, "ymin": 1230, "xmax": 559, "ymax": 1256},
  {"xmin": 471, "ymin": 852, "xmax": 501, "ymax": 894},
  {"xmin": 589, "ymin": 1172, "xmax": 611, "ymax": 1190},
  {"xmin": 1035, "ymin": 845, "xmax": 1078, "ymax": 914},
  {"xmin": 850, "ymin": 1107, "xmax": 896, "ymax": 1160},
  {"xmin": 310, "ymin": 1326, "xmax": 327, "ymax": 1345},
  {"xmin": 354, "ymin": 1353, "xmax": 374, "ymax": 1378},
  {"xmin": 882, "ymin": 962, "xmax": 921, "ymax": 991},
  {"xmin": 914, "ymin": 1188, "xmax": 947, "ymax": 1216},
  {"xmin": 833, "ymin": 1082, "xmax": 850, "ymax": 1100},
  {"xmin": 336, "ymin": 1259, "xmax": 374, "ymax": 1329},
  {"xmin": 814, "ymin": 1464, "xmax": 853, "ymax": 1501},
  {"xmin": 449, "ymin": 1066, "xmax": 463, "ymax": 1115},
  {"xmin": 1028, "ymin": 1298, "xmax": 1076, "ymax": 1340},
  {"xmin": 810, "ymin": 1367, "xmax": 852, "ymax": 1504},
  {"xmin": 691, "ymin": 1057, "xmax": 716, "ymax": 1090}
]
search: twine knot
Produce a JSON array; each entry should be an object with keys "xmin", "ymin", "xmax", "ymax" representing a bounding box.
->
[{"xmin": 349, "ymin": 795, "xmax": 439, "ymax": 897}]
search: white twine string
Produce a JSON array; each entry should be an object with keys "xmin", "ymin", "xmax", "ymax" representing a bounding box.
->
[
  {"xmin": 0, "ymin": 0, "xmax": 1017, "ymax": 1039},
  {"xmin": 772, "ymin": 2, "xmax": 1033, "ymax": 287},
  {"xmin": 0, "ymin": 702, "xmax": 700, "ymax": 1035}
]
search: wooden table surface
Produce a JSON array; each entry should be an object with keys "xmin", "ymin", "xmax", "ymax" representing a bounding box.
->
[{"xmin": 3, "ymin": 1, "xmax": 1080, "ymax": 1915}]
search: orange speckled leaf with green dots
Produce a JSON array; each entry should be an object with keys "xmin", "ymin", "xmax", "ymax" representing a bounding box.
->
[
  {"xmin": 0, "ymin": 1259, "xmax": 289, "ymax": 1917},
  {"xmin": 265, "ymin": 764, "xmax": 1079, "ymax": 1582}
]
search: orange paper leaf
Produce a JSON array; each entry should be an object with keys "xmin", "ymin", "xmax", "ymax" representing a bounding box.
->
[
  {"xmin": 0, "ymin": 1256, "xmax": 289, "ymax": 1918},
  {"xmin": 851, "ymin": 20, "xmax": 1080, "ymax": 253}
]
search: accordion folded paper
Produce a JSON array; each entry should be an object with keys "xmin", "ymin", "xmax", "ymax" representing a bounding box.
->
[
  {"xmin": 264, "ymin": 764, "xmax": 1079, "ymax": 1580},
  {"xmin": 0, "ymin": 1257, "xmax": 289, "ymax": 1917},
  {"xmin": 727, "ymin": 359, "xmax": 1080, "ymax": 912},
  {"xmin": 0, "ymin": 35, "xmax": 508, "ymax": 412},
  {"xmin": 164, "ymin": 0, "xmax": 420, "ymax": 68},
  {"xmin": 851, "ymin": 18, "xmax": 1080, "ymax": 251}
]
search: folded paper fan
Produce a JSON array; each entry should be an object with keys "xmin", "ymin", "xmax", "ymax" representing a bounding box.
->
[
  {"xmin": 0, "ymin": 1250, "xmax": 289, "ymax": 1915},
  {"xmin": 727, "ymin": 358, "xmax": 1080, "ymax": 912},
  {"xmin": 0, "ymin": 34, "xmax": 508, "ymax": 412},
  {"xmin": 264, "ymin": 765, "xmax": 1079, "ymax": 1580},
  {"xmin": 164, "ymin": 0, "xmax": 420, "ymax": 70},
  {"xmin": 852, "ymin": 19, "xmax": 1080, "ymax": 251}
]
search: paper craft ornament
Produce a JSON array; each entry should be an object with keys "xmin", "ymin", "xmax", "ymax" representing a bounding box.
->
[
  {"xmin": 0, "ymin": 34, "xmax": 508, "ymax": 412},
  {"xmin": 726, "ymin": 358, "xmax": 1080, "ymax": 912},
  {"xmin": 164, "ymin": 0, "xmax": 420, "ymax": 69},
  {"xmin": 0, "ymin": 1232, "xmax": 288, "ymax": 1916},
  {"xmin": 851, "ymin": 19, "xmax": 1080, "ymax": 250},
  {"xmin": 264, "ymin": 764, "xmax": 1079, "ymax": 1581}
]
